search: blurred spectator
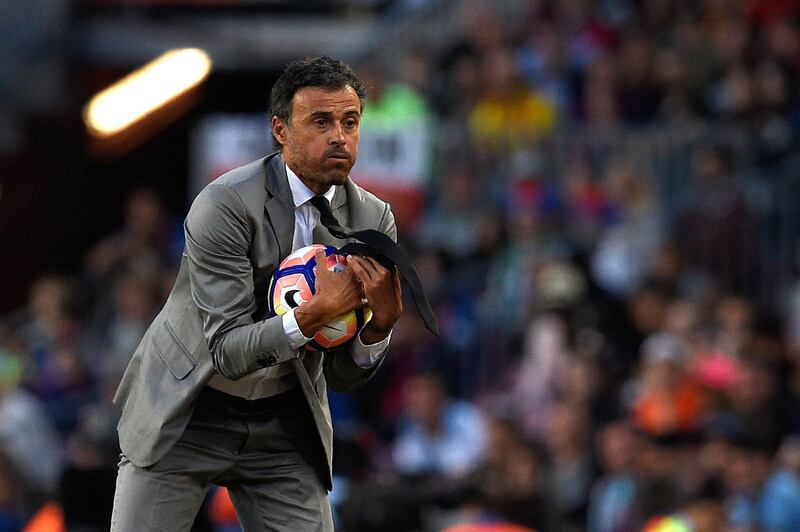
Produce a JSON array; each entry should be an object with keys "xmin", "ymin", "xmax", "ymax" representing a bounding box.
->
[
  {"xmin": 439, "ymin": 52, "xmax": 482, "ymax": 120},
  {"xmin": 628, "ymin": 284, "xmax": 672, "ymax": 341},
  {"xmin": 727, "ymin": 356, "xmax": 784, "ymax": 450},
  {"xmin": 21, "ymin": 274, "xmax": 78, "ymax": 357},
  {"xmin": 579, "ymin": 57, "xmax": 620, "ymax": 127},
  {"xmin": 759, "ymin": 436, "xmax": 800, "ymax": 530},
  {"xmin": 562, "ymin": 158, "xmax": 613, "ymax": 247},
  {"xmin": 0, "ymin": 452, "xmax": 24, "ymax": 532},
  {"xmin": 542, "ymin": 401, "xmax": 595, "ymax": 532},
  {"xmin": 655, "ymin": 47, "xmax": 701, "ymax": 125},
  {"xmin": 633, "ymin": 433, "xmax": 687, "ymax": 524},
  {"xmin": 88, "ymin": 272, "xmax": 160, "ymax": 384},
  {"xmin": 517, "ymin": 22, "xmax": 572, "ymax": 113},
  {"xmin": 591, "ymin": 162, "xmax": 664, "ymax": 297},
  {"xmin": 752, "ymin": 59, "xmax": 799, "ymax": 163},
  {"xmin": 617, "ymin": 33, "xmax": 663, "ymax": 124},
  {"xmin": 587, "ymin": 421, "xmax": 637, "ymax": 532},
  {"xmin": 676, "ymin": 144, "xmax": 759, "ymax": 295},
  {"xmin": 84, "ymin": 188, "xmax": 180, "ymax": 303},
  {"xmin": 628, "ymin": 333, "xmax": 706, "ymax": 436},
  {"xmin": 57, "ymin": 397, "xmax": 120, "ymax": 532},
  {"xmin": 506, "ymin": 312, "xmax": 571, "ymax": 438},
  {"xmin": 448, "ymin": 418, "xmax": 545, "ymax": 531},
  {"xmin": 724, "ymin": 436, "xmax": 777, "ymax": 530},
  {"xmin": 764, "ymin": 17, "xmax": 800, "ymax": 73},
  {"xmin": 417, "ymin": 164, "xmax": 486, "ymax": 260},
  {"xmin": 21, "ymin": 275, "xmax": 92, "ymax": 435},
  {"xmin": 0, "ymin": 380, "xmax": 61, "ymax": 500},
  {"xmin": 352, "ymin": 61, "xmax": 432, "ymax": 231},
  {"xmin": 713, "ymin": 294, "xmax": 755, "ymax": 356},
  {"xmin": 392, "ymin": 371, "xmax": 487, "ymax": 478},
  {"xmin": 469, "ymin": 47, "xmax": 557, "ymax": 150}
]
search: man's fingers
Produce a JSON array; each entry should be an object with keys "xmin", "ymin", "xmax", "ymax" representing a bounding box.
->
[
  {"xmin": 362, "ymin": 256, "xmax": 390, "ymax": 278},
  {"xmin": 314, "ymin": 250, "xmax": 328, "ymax": 276},
  {"xmin": 349, "ymin": 263, "xmax": 373, "ymax": 287},
  {"xmin": 349, "ymin": 255, "xmax": 395, "ymax": 283},
  {"xmin": 362, "ymin": 257, "xmax": 400, "ymax": 288},
  {"xmin": 347, "ymin": 256, "xmax": 375, "ymax": 282},
  {"xmin": 355, "ymin": 255, "xmax": 389, "ymax": 275}
]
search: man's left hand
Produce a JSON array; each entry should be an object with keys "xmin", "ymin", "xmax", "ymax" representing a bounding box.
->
[{"xmin": 347, "ymin": 255, "xmax": 402, "ymax": 344}]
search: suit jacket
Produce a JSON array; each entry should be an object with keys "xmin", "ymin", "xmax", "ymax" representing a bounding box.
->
[{"xmin": 113, "ymin": 152, "xmax": 395, "ymax": 489}]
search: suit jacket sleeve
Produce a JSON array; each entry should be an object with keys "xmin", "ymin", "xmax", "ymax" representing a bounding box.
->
[
  {"xmin": 324, "ymin": 203, "xmax": 396, "ymax": 392},
  {"xmin": 184, "ymin": 183, "xmax": 296, "ymax": 379}
]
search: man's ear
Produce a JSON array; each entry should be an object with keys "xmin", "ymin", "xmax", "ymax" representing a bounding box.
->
[{"xmin": 271, "ymin": 116, "xmax": 288, "ymax": 146}]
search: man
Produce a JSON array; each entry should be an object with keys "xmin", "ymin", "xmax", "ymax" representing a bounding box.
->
[{"xmin": 111, "ymin": 56, "xmax": 403, "ymax": 531}]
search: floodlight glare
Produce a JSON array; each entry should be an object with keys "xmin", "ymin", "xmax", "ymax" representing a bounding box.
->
[{"xmin": 84, "ymin": 48, "xmax": 212, "ymax": 138}]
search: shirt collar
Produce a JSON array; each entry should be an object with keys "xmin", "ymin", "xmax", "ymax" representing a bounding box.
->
[{"xmin": 285, "ymin": 164, "xmax": 336, "ymax": 208}]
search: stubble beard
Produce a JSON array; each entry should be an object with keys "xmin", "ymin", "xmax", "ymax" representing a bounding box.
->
[
  {"xmin": 289, "ymin": 147, "xmax": 352, "ymax": 193},
  {"xmin": 293, "ymin": 164, "xmax": 349, "ymax": 194}
]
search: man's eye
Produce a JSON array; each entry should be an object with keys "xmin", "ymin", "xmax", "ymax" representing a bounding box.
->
[
  {"xmin": 314, "ymin": 119, "xmax": 328, "ymax": 127},
  {"xmin": 344, "ymin": 120, "xmax": 358, "ymax": 128}
]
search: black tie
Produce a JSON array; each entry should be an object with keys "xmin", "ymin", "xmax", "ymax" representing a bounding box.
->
[{"xmin": 309, "ymin": 195, "xmax": 439, "ymax": 336}]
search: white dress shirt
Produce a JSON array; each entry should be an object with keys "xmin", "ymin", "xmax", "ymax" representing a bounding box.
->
[{"xmin": 207, "ymin": 165, "xmax": 390, "ymax": 399}]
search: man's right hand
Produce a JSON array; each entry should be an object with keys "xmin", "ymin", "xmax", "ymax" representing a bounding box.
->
[{"xmin": 295, "ymin": 250, "xmax": 364, "ymax": 338}]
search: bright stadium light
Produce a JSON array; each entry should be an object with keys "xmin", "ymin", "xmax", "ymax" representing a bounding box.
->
[{"xmin": 84, "ymin": 48, "xmax": 212, "ymax": 138}]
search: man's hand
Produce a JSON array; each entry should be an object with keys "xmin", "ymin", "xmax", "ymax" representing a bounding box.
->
[
  {"xmin": 295, "ymin": 250, "xmax": 364, "ymax": 338},
  {"xmin": 347, "ymin": 255, "xmax": 402, "ymax": 344}
]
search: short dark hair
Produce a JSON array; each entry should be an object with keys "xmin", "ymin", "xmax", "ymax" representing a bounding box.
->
[{"xmin": 269, "ymin": 56, "xmax": 367, "ymax": 148}]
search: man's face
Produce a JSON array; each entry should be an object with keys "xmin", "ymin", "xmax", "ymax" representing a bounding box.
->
[{"xmin": 272, "ymin": 85, "xmax": 361, "ymax": 194}]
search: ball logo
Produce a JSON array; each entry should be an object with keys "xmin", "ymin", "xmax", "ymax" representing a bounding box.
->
[{"xmin": 284, "ymin": 289, "xmax": 302, "ymax": 309}]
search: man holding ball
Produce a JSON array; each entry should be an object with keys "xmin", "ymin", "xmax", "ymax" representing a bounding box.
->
[{"xmin": 111, "ymin": 56, "xmax": 403, "ymax": 531}]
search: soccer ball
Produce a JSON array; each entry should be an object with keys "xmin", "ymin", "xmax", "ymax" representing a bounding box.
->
[{"xmin": 268, "ymin": 244, "xmax": 372, "ymax": 351}]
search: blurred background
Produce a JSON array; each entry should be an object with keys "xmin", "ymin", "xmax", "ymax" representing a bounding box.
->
[{"xmin": 2, "ymin": 0, "xmax": 800, "ymax": 530}]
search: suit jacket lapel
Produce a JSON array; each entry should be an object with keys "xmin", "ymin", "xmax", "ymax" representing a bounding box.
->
[{"xmin": 263, "ymin": 154, "xmax": 294, "ymax": 260}]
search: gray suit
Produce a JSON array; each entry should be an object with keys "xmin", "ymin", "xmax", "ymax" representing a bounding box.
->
[{"xmin": 112, "ymin": 152, "xmax": 394, "ymax": 530}]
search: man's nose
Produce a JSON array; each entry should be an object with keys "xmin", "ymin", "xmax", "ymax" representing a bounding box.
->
[{"xmin": 329, "ymin": 123, "xmax": 345, "ymax": 144}]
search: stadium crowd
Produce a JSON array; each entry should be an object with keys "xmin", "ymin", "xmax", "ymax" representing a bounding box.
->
[{"xmin": 3, "ymin": 0, "xmax": 800, "ymax": 530}]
